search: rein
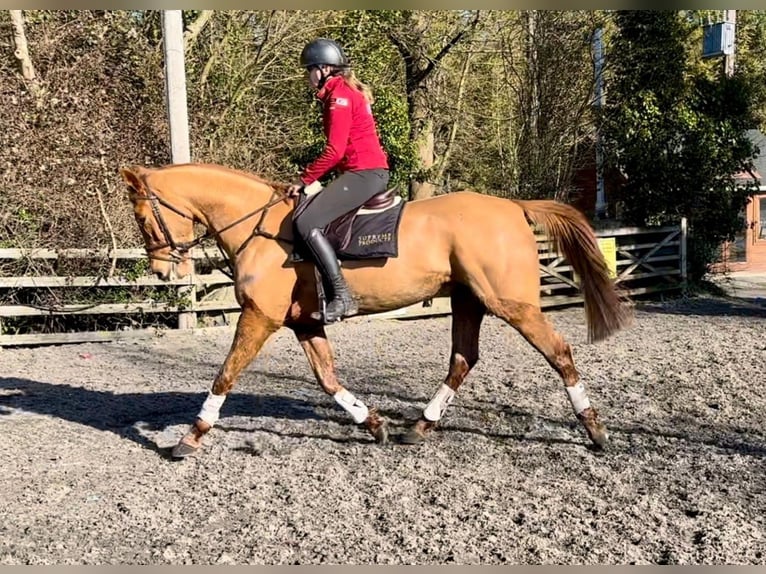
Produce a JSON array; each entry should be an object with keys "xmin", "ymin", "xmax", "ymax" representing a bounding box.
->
[{"xmin": 136, "ymin": 186, "xmax": 293, "ymax": 278}]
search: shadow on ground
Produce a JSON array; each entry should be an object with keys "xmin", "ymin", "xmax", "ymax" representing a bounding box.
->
[
  {"xmin": 636, "ymin": 294, "xmax": 766, "ymax": 318},
  {"xmin": 2, "ymin": 375, "xmax": 765, "ymax": 461}
]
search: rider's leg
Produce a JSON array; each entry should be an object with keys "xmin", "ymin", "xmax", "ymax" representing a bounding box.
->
[
  {"xmin": 304, "ymin": 227, "xmax": 358, "ymax": 322},
  {"xmin": 294, "ymin": 169, "xmax": 389, "ymax": 323}
]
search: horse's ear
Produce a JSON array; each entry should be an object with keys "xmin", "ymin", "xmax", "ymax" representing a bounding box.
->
[{"xmin": 120, "ymin": 165, "xmax": 147, "ymax": 197}]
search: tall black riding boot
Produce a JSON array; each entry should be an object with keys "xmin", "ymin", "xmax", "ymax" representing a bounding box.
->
[{"xmin": 305, "ymin": 228, "xmax": 359, "ymax": 323}]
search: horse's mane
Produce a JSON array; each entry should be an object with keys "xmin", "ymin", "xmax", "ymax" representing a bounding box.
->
[
  {"xmin": 239, "ymin": 170, "xmax": 292, "ymax": 195},
  {"xmin": 158, "ymin": 162, "xmax": 292, "ymax": 195}
]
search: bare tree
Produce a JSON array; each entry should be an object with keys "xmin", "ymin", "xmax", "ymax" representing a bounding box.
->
[
  {"xmin": 502, "ymin": 11, "xmax": 600, "ymax": 200},
  {"xmin": 388, "ymin": 10, "xmax": 481, "ymax": 200},
  {"xmin": 432, "ymin": 49, "xmax": 473, "ymax": 187},
  {"xmin": 9, "ymin": 10, "xmax": 44, "ymax": 107}
]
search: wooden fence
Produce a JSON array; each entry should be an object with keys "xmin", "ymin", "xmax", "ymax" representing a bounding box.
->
[
  {"xmin": 0, "ymin": 219, "xmax": 686, "ymax": 346},
  {"xmin": 373, "ymin": 219, "xmax": 688, "ymax": 319}
]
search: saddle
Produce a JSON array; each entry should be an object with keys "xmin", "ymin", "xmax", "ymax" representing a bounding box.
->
[{"xmin": 292, "ymin": 183, "xmax": 405, "ymax": 262}]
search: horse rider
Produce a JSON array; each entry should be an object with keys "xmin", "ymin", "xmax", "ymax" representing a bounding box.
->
[{"xmin": 288, "ymin": 38, "xmax": 390, "ymax": 324}]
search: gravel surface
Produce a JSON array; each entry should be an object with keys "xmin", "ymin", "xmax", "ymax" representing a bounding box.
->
[{"xmin": 1, "ymin": 295, "xmax": 765, "ymax": 565}]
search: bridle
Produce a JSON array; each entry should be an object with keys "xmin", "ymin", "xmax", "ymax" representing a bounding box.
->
[{"xmin": 135, "ymin": 186, "xmax": 292, "ymax": 277}]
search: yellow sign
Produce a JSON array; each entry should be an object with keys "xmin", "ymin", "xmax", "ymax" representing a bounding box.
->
[{"xmin": 597, "ymin": 237, "xmax": 618, "ymax": 279}]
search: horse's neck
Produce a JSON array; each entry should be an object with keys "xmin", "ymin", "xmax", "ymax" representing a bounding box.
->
[{"xmin": 187, "ymin": 180, "xmax": 292, "ymax": 254}]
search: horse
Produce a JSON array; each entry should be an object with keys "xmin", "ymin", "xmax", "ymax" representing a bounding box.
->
[{"xmin": 119, "ymin": 162, "xmax": 632, "ymax": 459}]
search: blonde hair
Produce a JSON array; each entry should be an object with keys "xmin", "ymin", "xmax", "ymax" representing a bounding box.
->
[{"xmin": 337, "ymin": 68, "xmax": 374, "ymax": 105}]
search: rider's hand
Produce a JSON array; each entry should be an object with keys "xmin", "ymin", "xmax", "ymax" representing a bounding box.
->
[{"xmin": 287, "ymin": 183, "xmax": 303, "ymax": 197}]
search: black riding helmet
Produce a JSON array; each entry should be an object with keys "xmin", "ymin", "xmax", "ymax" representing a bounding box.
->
[{"xmin": 300, "ymin": 38, "xmax": 349, "ymax": 70}]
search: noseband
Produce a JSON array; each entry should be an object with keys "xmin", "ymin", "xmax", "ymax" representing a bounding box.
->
[
  {"xmin": 135, "ymin": 186, "xmax": 291, "ymax": 269},
  {"xmin": 140, "ymin": 191, "xmax": 200, "ymax": 263}
]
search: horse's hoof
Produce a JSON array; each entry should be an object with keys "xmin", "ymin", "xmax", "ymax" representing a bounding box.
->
[
  {"xmin": 400, "ymin": 428, "xmax": 426, "ymax": 445},
  {"xmin": 578, "ymin": 408, "xmax": 608, "ymax": 451},
  {"xmin": 171, "ymin": 440, "xmax": 200, "ymax": 459},
  {"xmin": 372, "ymin": 422, "xmax": 389, "ymax": 445},
  {"xmin": 364, "ymin": 408, "xmax": 389, "ymax": 445},
  {"xmin": 400, "ymin": 418, "xmax": 436, "ymax": 445},
  {"xmin": 584, "ymin": 424, "xmax": 608, "ymax": 451},
  {"xmin": 589, "ymin": 428, "xmax": 609, "ymax": 450}
]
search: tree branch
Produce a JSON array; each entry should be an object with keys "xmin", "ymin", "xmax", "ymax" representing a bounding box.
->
[
  {"xmin": 97, "ymin": 154, "xmax": 118, "ymax": 277},
  {"xmin": 416, "ymin": 11, "xmax": 481, "ymax": 85},
  {"xmin": 434, "ymin": 50, "xmax": 473, "ymax": 183},
  {"xmin": 9, "ymin": 10, "xmax": 44, "ymax": 107},
  {"xmin": 251, "ymin": 10, "xmax": 276, "ymax": 70},
  {"xmin": 183, "ymin": 10, "xmax": 214, "ymax": 53},
  {"xmin": 387, "ymin": 30, "xmax": 419, "ymax": 92}
]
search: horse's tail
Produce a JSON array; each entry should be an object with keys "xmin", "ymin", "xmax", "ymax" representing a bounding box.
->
[{"xmin": 513, "ymin": 199, "xmax": 632, "ymax": 343}]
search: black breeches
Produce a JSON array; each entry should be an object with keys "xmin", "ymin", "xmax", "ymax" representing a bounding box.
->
[{"xmin": 293, "ymin": 169, "xmax": 389, "ymax": 241}]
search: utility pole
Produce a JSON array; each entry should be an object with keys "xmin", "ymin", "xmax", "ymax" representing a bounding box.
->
[
  {"xmin": 593, "ymin": 27, "xmax": 607, "ymax": 219},
  {"xmin": 161, "ymin": 10, "xmax": 195, "ymax": 330},
  {"xmin": 724, "ymin": 10, "xmax": 736, "ymax": 77},
  {"xmin": 162, "ymin": 10, "xmax": 191, "ymax": 164}
]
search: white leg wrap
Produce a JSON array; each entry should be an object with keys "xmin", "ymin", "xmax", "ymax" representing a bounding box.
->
[
  {"xmin": 423, "ymin": 383, "xmax": 456, "ymax": 422},
  {"xmin": 197, "ymin": 391, "xmax": 227, "ymax": 426},
  {"xmin": 566, "ymin": 382, "xmax": 591, "ymax": 415},
  {"xmin": 333, "ymin": 389, "xmax": 369, "ymax": 424}
]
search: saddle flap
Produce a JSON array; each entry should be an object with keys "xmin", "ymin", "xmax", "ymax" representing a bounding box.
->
[
  {"xmin": 292, "ymin": 184, "xmax": 405, "ymax": 261},
  {"xmin": 328, "ymin": 189, "xmax": 401, "ymax": 250}
]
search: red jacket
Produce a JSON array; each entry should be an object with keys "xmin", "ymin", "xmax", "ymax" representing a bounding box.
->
[{"xmin": 300, "ymin": 75, "xmax": 389, "ymax": 185}]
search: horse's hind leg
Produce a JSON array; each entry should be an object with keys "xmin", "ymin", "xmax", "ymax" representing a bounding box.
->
[
  {"xmin": 489, "ymin": 299, "xmax": 608, "ymax": 449},
  {"xmin": 293, "ymin": 324, "xmax": 388, "ymax": 444},
  {"xmin": 172, "ymin": 306, "xmax": 279, "ymax": 459},
  {"xmin": 402, "ymin": 285, "xmax": 485, "ymax": 445}
]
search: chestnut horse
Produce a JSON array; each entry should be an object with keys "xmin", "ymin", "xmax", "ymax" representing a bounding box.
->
[{"xmin": 120, "ymin": 163, "xmax": 631, "ymax": 458}]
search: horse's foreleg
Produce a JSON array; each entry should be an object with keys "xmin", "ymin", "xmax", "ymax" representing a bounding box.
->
[
  {"xmin": 293, "ymin": 324, "xmax": 388, "ymax": 444},
  {"xmin": 490, "ymin": 299, "xmax": 608, "ymax": 449},
  {"xmin": 403, "ymin": 286, "xmax": 485, "ymax": 445},
  {"xmin": 172, "ymin": 306, "xmax": 279, "ymax": 459}
]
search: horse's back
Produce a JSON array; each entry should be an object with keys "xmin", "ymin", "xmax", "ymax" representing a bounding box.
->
[
  {"xmin": 404, "ymin": 190, "xmax": 534, "ymax": 244},
  {"xmin": 400, "ymin": 191, "xmax": 541, "ymax": 301}
]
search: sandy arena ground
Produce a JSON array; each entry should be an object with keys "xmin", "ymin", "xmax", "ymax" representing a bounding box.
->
[{"xmin": 1, "ymin": 294, "xmax": 765, "ymax": 564}]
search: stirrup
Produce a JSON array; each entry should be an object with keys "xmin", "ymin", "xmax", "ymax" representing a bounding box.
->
[{"xmin": 312, "ymin": 296, "xmax": 358, "ymax": 324}]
